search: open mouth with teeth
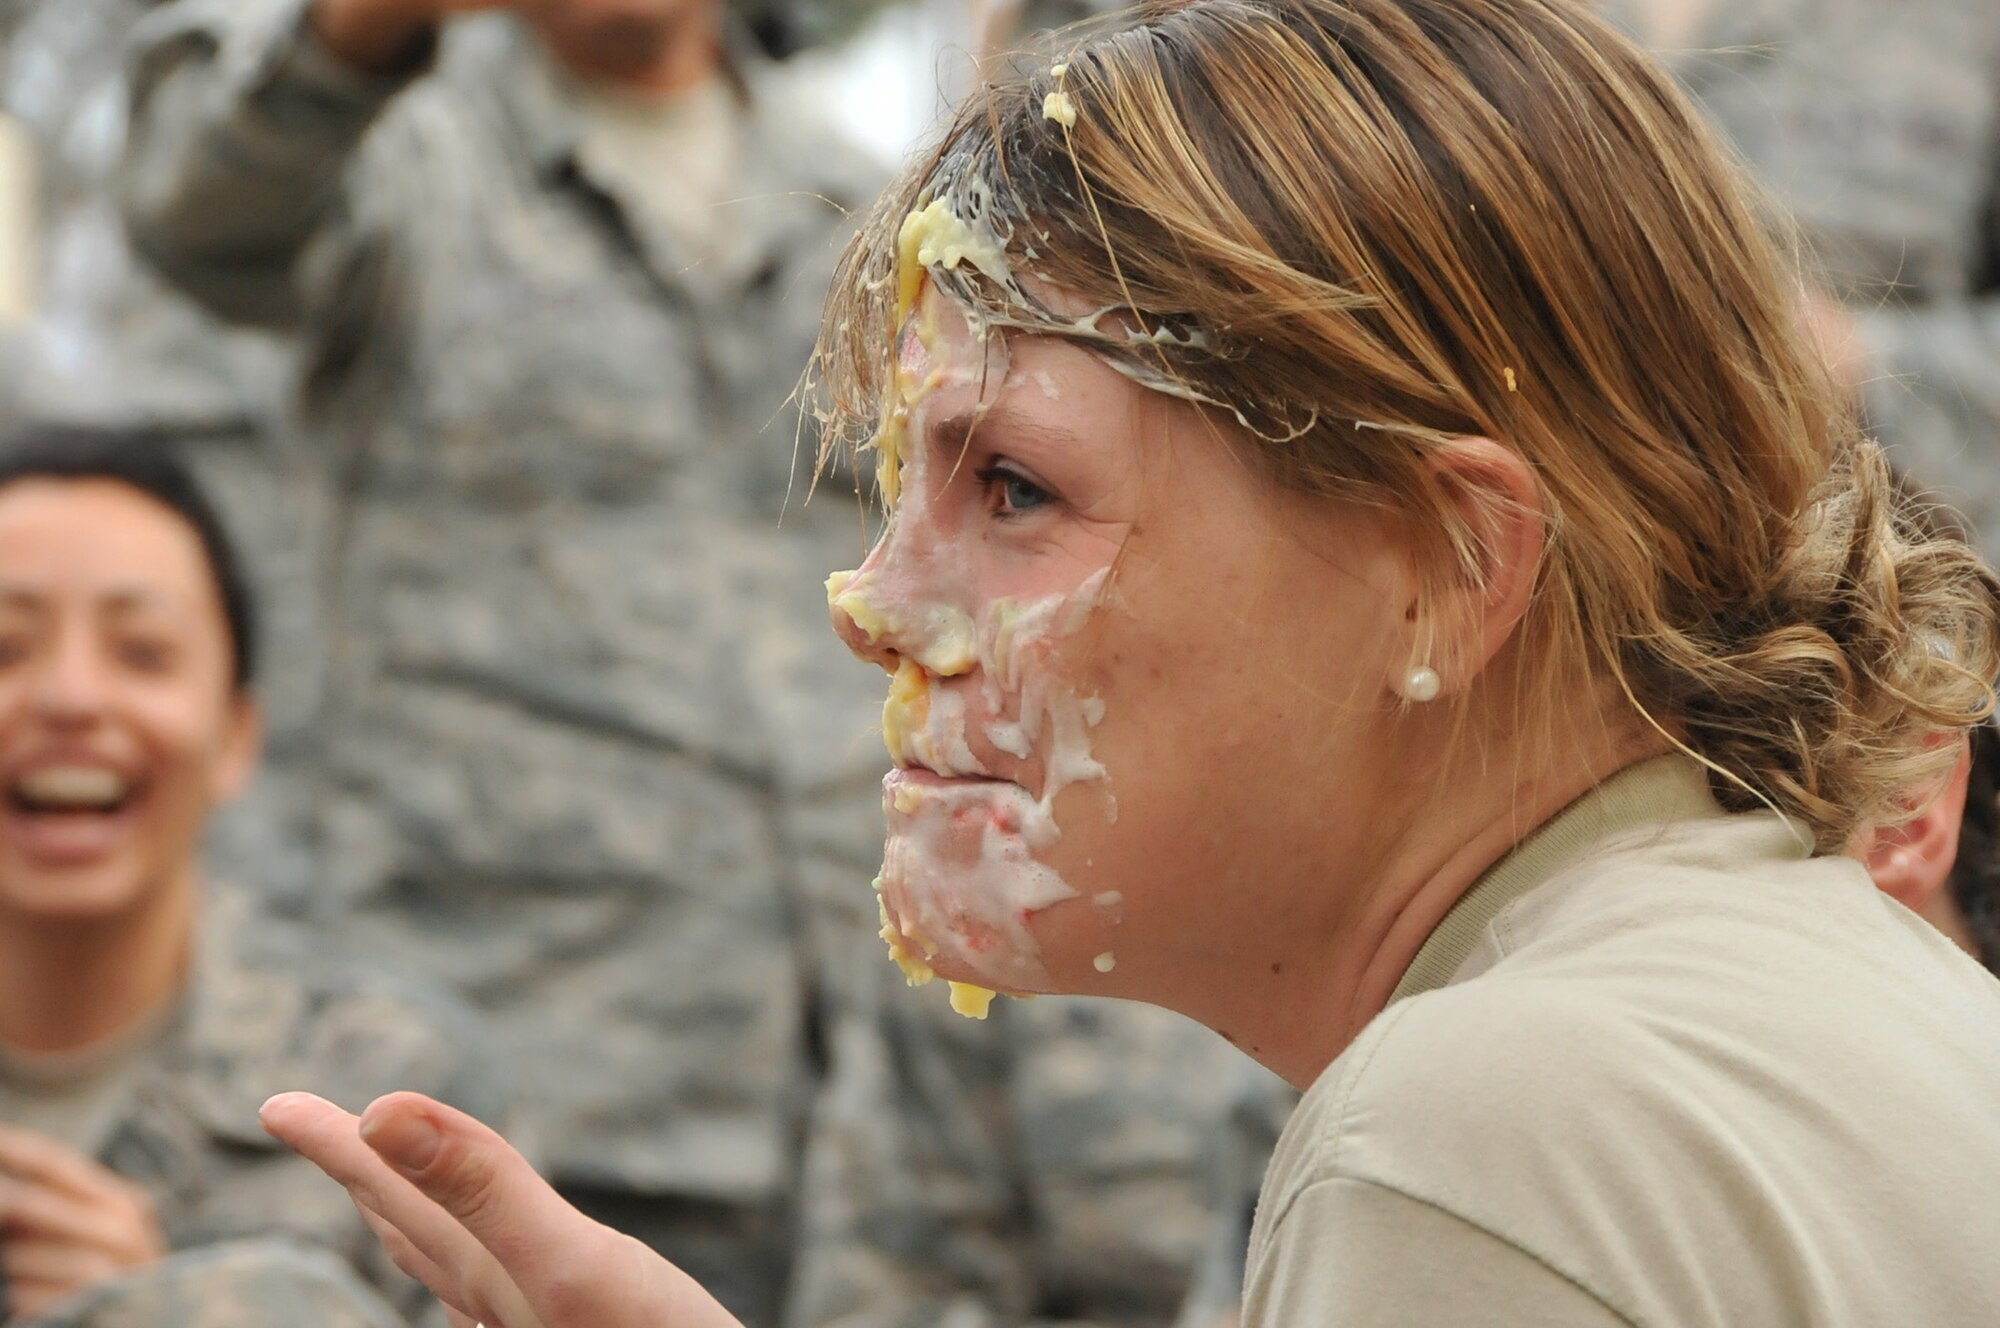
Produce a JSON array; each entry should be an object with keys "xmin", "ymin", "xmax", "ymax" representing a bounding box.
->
[
  {"xmin": 1, "ymin": 762, "xmax": 149, "ymax": 868},
  {"xmin": 10, "ymin": 765, "xmax": 138, "ymax": 816}
]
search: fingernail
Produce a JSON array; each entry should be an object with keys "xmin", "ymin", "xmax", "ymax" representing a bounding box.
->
[
  {"xmin": 361, "ymin": 1108, "xmax": 442, "ymax": 1174},
  {"xmin": 259, "ymin": 1092, "xmax": 311, "ymax": 1129}
]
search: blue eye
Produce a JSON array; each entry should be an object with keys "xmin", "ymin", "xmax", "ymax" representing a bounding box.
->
[{"xmin": 977, "ymin": 464, "xmax": 1054, "ymax": 516}]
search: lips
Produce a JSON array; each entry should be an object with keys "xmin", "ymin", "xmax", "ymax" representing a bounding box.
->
[{"xmin": 4, "ymin": 759, "xmax": 145, "ymax": 866}]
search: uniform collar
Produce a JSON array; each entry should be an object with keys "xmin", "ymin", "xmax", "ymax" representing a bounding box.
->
[
  {"xmin": 154, "ymin": 887, "xmax": 311, "ymax": 1147},
  {"xmin": 1388, "ymin": 755, "xmax": 1734, "ymax": 1005}
]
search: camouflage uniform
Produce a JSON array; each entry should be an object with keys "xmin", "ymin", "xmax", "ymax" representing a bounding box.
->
[
  {"xmin": 0, "ymin": 0, "xmax": 318, "ymax": 912},
  {"xmin": 786, "ymin": 953, "xmax": 1274, "ymax": 1328},
  {"xmin": 1164, "ymin": 1069, "xmax": 1298, "ymax": 1328},
  {"xmin": 1604, "ymin": 0, "xmax": 2000, "ymax": 551},
  {"xmin": 118, "ymin": 4, "xmax": 883, "ymax": 1321},
  {"xmin": 1, "ymin": 887, "xmax": 512, "ymax": 1327},
  {"xmin": 23, "ymin": 1240, "xmax": 404, "ymax": 1328}
]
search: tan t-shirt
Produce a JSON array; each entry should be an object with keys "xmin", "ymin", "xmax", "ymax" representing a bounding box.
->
[{"xmin": 1246, "ymin": 756, "xmax": 2000, "ymax": 1326}]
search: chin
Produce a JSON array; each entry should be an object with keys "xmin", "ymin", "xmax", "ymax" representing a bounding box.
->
[{"xmin": 0, "ymin": 862, "xmax": 156, "ymax": 921}]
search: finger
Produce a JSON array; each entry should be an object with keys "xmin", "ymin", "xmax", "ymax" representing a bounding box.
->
[
  {"xmin": 351, "ymin": 1194, "xmax": 482, "ymax": 1319},
  {"xmin": 444, "ymin": 1309, "xmax": 480, "ymax": 1328},
  {"xmin": 11, "ymin": 1276, "xmax": 82, "ymax": 1321},
  {"xmin": 0, "ymin": 1175, "xmax": 162, "ymax": 1268},
  {"xmin": 0, "ymin": 1177, "xmax": 106, "ymax": 1247},
  {"xmin": 262, "ymin": 1094, "xmax": 538, "ymax": 1328},
  {"xmin": 3, "ymin": 1236, "xmax": 117, "ymax": 1291},
  {"xmin": 353, "ymin": 1093, "xmax": 740, "ymax": 1328},
  {"xmin": 0, "ymin": 1124, "xmax": 125, "ymax": 1202}
]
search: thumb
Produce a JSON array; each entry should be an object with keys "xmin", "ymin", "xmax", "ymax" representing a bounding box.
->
[{"xmin": 359, "ymin": 1095, "xmax": 739, "ymax": 1328}]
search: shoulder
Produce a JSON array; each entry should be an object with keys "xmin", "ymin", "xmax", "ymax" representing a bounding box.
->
[
  {"xmin": 1268, "ymin": 976, "xmax": 1636, "ymax": 1207},
  {"xmin": 1245, "ymin": 1174, "xmax": 1635, "ymax": 1328},
  {"xmin": 1253, "ymin": 983, "xmax": 1674, "ymax": 1325}
]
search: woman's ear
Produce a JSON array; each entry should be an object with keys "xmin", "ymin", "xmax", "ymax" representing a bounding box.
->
[
  {"xmin": 1412, "ymin": 436, "xmax": 1545, "ymax": 689},
  {"xmin": 210, "ymin": 693, "xmax": 265, "ymax": 807}
]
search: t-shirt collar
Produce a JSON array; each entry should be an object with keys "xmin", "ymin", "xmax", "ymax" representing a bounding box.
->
[{"xmin": 1387, "ymin": 754, "xmax": 1729, "ymax": 1005}]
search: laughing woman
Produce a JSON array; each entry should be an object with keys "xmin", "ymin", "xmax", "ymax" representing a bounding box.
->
[{"xmin": 261, "ymin": 0, "xmax": 2000, "ymax": 1324}]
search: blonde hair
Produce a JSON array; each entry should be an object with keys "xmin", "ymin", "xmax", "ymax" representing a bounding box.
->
[{"xmin": 814, "ymin": 0, "xmax": 2000, "ymax": 850}]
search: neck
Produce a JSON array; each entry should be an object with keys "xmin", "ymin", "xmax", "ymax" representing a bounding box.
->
[
  {"xmin": 0, "ymin": 870, "xmax": 196, "ymax": 1054},
  {"xmin": 1196, "ymin": 702, "xmax": 1665, "ymax": 1091}
]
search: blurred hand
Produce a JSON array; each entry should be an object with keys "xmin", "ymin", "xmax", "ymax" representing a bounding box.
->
[
  {"xmin": 0, "ymin": 1123, "xmax": 168, "ymax": 1320},
  {"xmin": 311, "ymin": 0, "xmax": 518, "ymax": 74},
  {"xmin": 261, "ymin": 1091, "xmax": 742, "ymax": 1328}
]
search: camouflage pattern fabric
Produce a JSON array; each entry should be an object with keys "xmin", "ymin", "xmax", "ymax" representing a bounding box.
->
[
  {"xmin": 787, "ymin": 948, "xmax": 1278, "ymax": 1328},
  {"xmin": 39, "ymin": 887, "xmax": 514, "ymax": 1326},
  {"xmin": 1603, "ymin": 0, "xmax": 2000, "ymax": 552},
  {"xmin": 21, "ymin": 1239, "xmax": 406, "ymax": 1328},
  {"xmin": 1165, "ymin": 1067, "xmax": 1299, "ymax": 1328},
  {"xmin": 118, "ymin": 3, "xmax": 884, "ymax": 1318}
]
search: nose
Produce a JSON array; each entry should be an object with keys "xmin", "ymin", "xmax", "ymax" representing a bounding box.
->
[
  {"xmin": 827, "ymin": 568, "xmax": 900, "ymax": 673},
  {"xmin": 32, "ymin": 629, "xmax": 110, "ymax": 726}
]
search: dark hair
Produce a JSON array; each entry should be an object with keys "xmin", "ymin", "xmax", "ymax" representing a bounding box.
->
[
  {"xmin": 0, "ymin": 424, "xmax": 257, "ymax": 691},
  {"xmin": 1951, "ymin": 720, "xmax": 2000, "ymax": 975}
]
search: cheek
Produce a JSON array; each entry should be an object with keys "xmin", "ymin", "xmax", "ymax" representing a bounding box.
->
[{"xmin": 131, "ymin": 694, "xmax": 236, "ymax": 793}]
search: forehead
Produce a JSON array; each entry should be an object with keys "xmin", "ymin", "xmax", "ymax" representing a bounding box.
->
[{"xmin": 0, "ymin": 479, "xmax": 213, "ymax": 604}]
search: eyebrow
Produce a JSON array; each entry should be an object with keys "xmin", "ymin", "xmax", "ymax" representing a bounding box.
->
[
  {"xmin": 923, "ymin": 402, "xmax": 1085, "ymax": 460},
  {"xmin": 0, "ymin": 586, "xmax": 187, "ymax": 615}
]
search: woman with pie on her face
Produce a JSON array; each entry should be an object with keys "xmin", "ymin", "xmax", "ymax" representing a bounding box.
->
[{"xmin": 259, "ymin": 0, "xmax": 2000, "ymax": 1323}]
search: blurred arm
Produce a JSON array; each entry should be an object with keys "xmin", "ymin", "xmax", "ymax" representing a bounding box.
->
[{"xmin": 116, "ymin": 0, "xmax": 432, "ymax": 329}]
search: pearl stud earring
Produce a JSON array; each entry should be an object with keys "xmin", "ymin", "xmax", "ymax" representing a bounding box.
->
[{"xmin": 1404, "ymin": 665, "xmax": 1442, "ymax": 703}]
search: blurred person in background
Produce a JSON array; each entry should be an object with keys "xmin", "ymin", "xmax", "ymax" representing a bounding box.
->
[
  {"xmin": 1859, "ymin": 719, "xmax": 2000, "ymax": 975},
  {"xmin": 0, "ymin": 425, "xmax": 508, "ymax": 1327},
  {"xmin": 1603, "ymin": 0, "xmax": 2000, "ymax": 554},
  {"xmin": 0, "ymin": 2, "xmax": 315, "ymax": 911},
  {"xmin": 1947, "ymin": 721, "xmax": 2000, "ymax": 969},
  {"xmin": 790, "ymin": 978, "xmax": 1266, "ymax": 1328},
  {"xmin": 115, "ymin": 0, "xmax": 884, "ymax": 1321}
]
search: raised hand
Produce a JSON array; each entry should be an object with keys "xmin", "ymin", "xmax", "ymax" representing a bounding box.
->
[
  {"xmin": 260, "ymin": 1091, "xmax": 743, "ymax": 1328},
  {"xmin": 310, "ymin": 0, "xmax": 520, "ymax": 74}
]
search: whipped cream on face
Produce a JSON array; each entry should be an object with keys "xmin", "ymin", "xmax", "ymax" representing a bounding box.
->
[
  {"xmin": 869, "ymin": 568, "xmax": 1111, "ymax": 998},
  {"xmin": 833, "ymin": 527, "xmax": 1112, "ymax": 1012},
  {"xmin": 829, "ymin": 229, "xmax": 1118, "ymax": 1016}
]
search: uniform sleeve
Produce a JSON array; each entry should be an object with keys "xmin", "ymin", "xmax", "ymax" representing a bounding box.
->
[
  {"xmin": 25, "ymin": 1238, "xmax": 408, "ymax": 1328},
  {"xmin": 116, "ymin": 0, "xmax": 424, "ymax": 329},
  {"xmin": 1852, "ymin": 109, "xmax": 2000, "ymax": 554},
  {"xmin": 1243, "ymin": 1178, "xmax": 1634, "ymax": 1328},
  {"xmin": 782, "ymin": 957, "xmax": 1038, "ymax": 1328}
]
